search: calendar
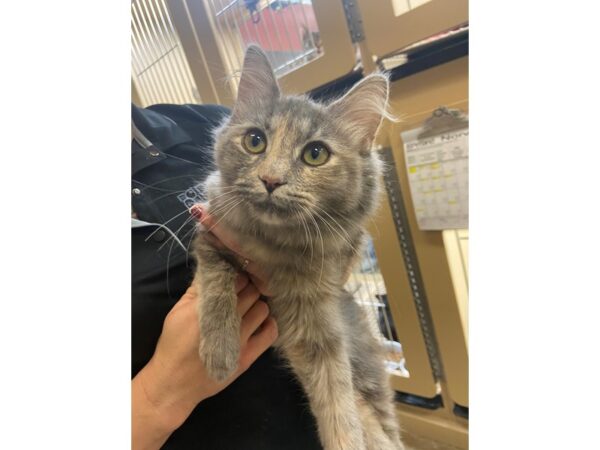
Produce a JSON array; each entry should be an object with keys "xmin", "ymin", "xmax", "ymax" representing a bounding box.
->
[{"xmin": 401, "ymin": 127, "xmax": 468, "ymax": 230}]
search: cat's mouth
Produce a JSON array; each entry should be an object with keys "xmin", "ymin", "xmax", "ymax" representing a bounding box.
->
[
  {"xmin": 236, "ymin": 186, "xmax": 307, "ymax": 224},
  {"xmin": 252, "ymin": 195, "xmax": 292, "ymax": 214},
  {"xmin": 246, "ymin": 193, "xmax": 302, "ymax": 224}
]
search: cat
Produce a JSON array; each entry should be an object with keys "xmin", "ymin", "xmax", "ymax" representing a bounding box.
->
[{"xmin": 192, "ymin": 45, "xmax": 404, "ymax": 450}]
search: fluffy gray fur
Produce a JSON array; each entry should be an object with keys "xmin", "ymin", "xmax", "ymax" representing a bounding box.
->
[{"xmin": 192, "ymin": 45, "xmax": 404, "ymax": 450}]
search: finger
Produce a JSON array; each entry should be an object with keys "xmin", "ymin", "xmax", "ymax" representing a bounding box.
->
[
  {"xmin": 197, "ymin": 208, "xmax": 270, "ymax": 283},
  {"xmin": 240, "ymin": 300, "xmax": 270, "ymax": 343},
  {"xmin": 203, "ymin": 231, "xmax": 226, "ymax": 251},
  {"xmin": 249, "ymin": 274, "xmax": 272, "ymax": 297},
  {"xmin": 205, "ymin": 229, "xmax": 268, "ymax": 282},
  {"xmin": 234, "ymin": 272, "xmax": 250, "ymax": 294},
  {"xmin": 238, "ymin": 318, "xmax": 278, "ymax": 372},
  {"xmin": 241, "ymin": 260, "xmax": 270, "ymax": 284},
  {"xmin": 181, "ymin": 284, "xmax": 198, "ymax": 303},
  {"xmin": 189, "ymin": 203, "xmax": 205, "ymax": 221},
  {"xmin": 236, "ymin": 282, "xmax": 260, "ymax": 317},
  {"xmin": 198, "ymin": 209, "xmax": 250, "ymax": 260}
]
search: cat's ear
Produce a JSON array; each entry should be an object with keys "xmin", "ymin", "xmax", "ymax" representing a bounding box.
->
[
  {"xmin": 231, "ymin": 45, "xmax": 280, "ymax": 122},
  {"xmin": 328, "ymin": 73, "xmax": 391, "ymax": 147}
]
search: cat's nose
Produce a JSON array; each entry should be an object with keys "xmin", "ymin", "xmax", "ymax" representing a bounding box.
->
[{"xmin": 259, "ymin": 175, "xmax": 287, "ymax": 194}]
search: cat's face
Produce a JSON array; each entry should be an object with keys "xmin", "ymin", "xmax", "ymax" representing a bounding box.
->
[{"xmin": 213, "ymin": 46, "xmax": 389, "ymax": 231}]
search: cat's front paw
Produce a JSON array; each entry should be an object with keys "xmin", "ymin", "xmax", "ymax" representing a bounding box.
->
[{"xmin": 198, "ymin": 330, "xmax": 240, "ymax": 382}]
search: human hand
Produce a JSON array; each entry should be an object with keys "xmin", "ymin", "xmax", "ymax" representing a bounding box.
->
[
  {"xmin": 132, "ymin": 275, "xmax": 277, "ymax": 449},
  {"xmin": 190, "ymin": 204, "xmax": 271, "ymax": 295}
]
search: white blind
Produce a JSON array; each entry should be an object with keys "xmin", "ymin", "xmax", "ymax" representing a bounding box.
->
[{"xmin": 131, "ymin": 0, "xmax": 199, "ymax": 106}]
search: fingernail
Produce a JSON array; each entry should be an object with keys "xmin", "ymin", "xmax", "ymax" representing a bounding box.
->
[{"xmin": 190, "ymin": 205, "xmax": 203, "ymax": 220}]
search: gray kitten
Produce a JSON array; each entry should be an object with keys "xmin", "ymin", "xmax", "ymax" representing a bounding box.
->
[{"xmin": 193, "ymin": 46, "xmax": 404, "ymax": 450}]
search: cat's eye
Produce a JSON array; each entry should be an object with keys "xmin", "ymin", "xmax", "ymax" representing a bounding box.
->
[
  {"xmin": 301, "ymin": 142, "xmax": 330, "ymax": 167},
  {"xmin": 242, "ymin": 129, "xmax": 267, "ymax": 154}
]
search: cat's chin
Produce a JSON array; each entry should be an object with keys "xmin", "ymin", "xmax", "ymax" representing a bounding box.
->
[{"xmin": 248, "ymin": 198, "xmax": 292, "ymax": 226}]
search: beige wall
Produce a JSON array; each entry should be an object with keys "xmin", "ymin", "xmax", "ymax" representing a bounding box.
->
[
  {"xmin": 378, "ymin": 56, "xmax": 469, "ymax": 448},
  {"xmin": 385, "ymin": 55, "xmax": 469, "ymax": 407}
]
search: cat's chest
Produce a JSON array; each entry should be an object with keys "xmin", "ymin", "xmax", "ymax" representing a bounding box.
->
[{"xmin": 265, "ymin": 285, "xmax": 345, "ymax": 352}]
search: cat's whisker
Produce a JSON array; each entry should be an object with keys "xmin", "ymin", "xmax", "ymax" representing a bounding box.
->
[
  {"xmin": 148, "ymin": 184, "xmax": 238, "ymax": 206},
  {"xmin": 315, "ymin": 218, "xmax": 325, "ymax": 287},
  {"xmin": 354, "ymin": 196, "xmax": 382, "ymax": 238},
  {"xmin": 158, "ymin": 213, "xmax": 197, "ymax": 252},
  {"xmin": 293, "ymin": 206, "xmax": 311, "ymax": 258},
  {"xmin": 204, "ymin": 188, "xmax": 240, "ymax": 205},
  {"xmin": 318, "ymin": 211, "xmax": 360, "ymax": 257},
  {"xmin": 299, "ymin": 211, "xmax": 311, "ymax": 257},
  {"xmin": 182, "ymin": 224, "xmax": 200, "ymax": 265},
  {"xmin": 163, "ymin": 214, "xmax": 199, "ymax": 300},
  {"xmin": 163, "ymin": 152, "xmax": 216, "ymax": 168},
  {"xmin": 148, "ymin": 181, "xmax": 238, "ymax": 206},
  {"xmin": 312, "ymin": 207, "xmax": 360, "ymax": 257},
  {"xmin": 368, "ymin": 216, "xmax": 381, "ymax": 239},
  {"xmin": 205, "ymin": 198, "xmax": 246, "ymax": 235},
  {"xmin": 310, "ymin": 210, "xmax": 346, "ymax": 272},
  {"xmin": 144, "ymin": 208, "xmax": 192, "ymax": 242},
  {"xmin": 147, "ymin": 190, "xmax": 192, "ymax": 205},
  {"xmin": 142, "ymin": 188, "xmax": 240, "ymax": 244},
  {"xmin": 164, "ymin": 212, "xmax": 200, "ymax": 298},
  {"xmin": 147, "ymin": 192, "xmax": 238, "ymax": 254},
  {"xmin": 135, "ymin": 173, "xmax": 239, "ymax": 195},
  {"xmin": 296, "ymin": 204, "xmax": 316, "ymax": 264},
  {"xmin": 312, "ymin": 205, "xmax": 353, "ymax": 240},
  {"xmin": 205, "ymin": 192, "xmax": 240, "ymax": 211},
  {"xmin": 206, "ymin": 194, "xmax": 243, "ymax": 219},
  {"xmin": 303, "ymin": 207, "xmax": 324, "ymax": 286},
  {"xmin": 146, "ymin": 183, "xmax": 233, "ymax": 205}
]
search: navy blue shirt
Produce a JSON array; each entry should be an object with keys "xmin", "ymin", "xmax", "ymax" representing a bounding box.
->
[{"xmin": 131, "ymin": 103, "xmax": 322, "ymax": 449}]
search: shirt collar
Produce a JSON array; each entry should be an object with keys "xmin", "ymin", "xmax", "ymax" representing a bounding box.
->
[{"xmin": 131, "ymin": 104, "xmax": 193, "ymax": 151}]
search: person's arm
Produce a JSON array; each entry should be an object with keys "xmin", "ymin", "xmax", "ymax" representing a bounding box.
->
[{"xmin": 132, "ymin": 276, "xmax": 277, "ymax": 450}]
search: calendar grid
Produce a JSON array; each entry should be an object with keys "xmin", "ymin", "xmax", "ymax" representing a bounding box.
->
[{"xmin": 402, "ymin": 127, "xmax": 469, "ymax": 230}]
